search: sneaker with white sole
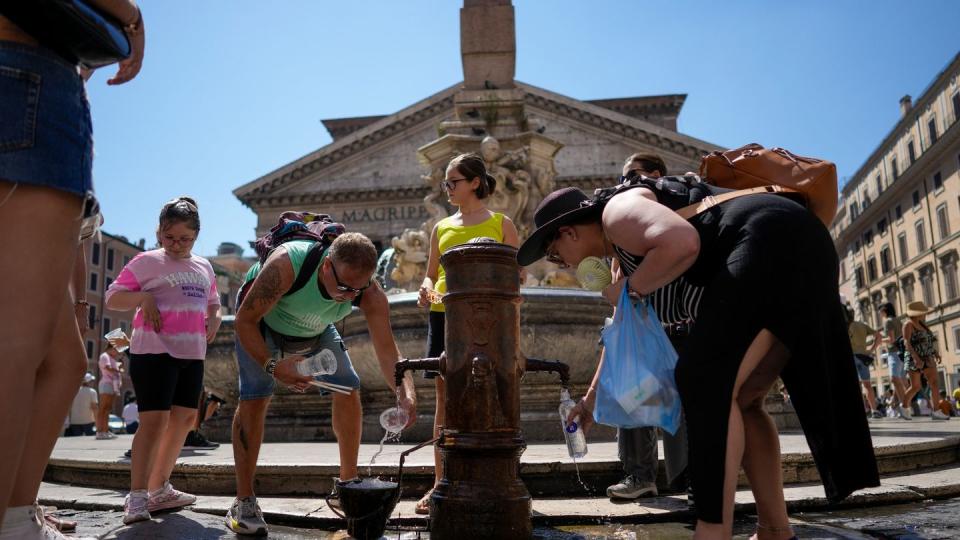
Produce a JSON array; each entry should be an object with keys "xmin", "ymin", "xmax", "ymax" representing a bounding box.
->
[
  {"xmin": 147, "ymin": 481, "xmax": 196, "ymax": 512},
  {"xmin": 0, "ymin": 504, "xmax": 95, "ymax": 539},
  {"xmin": 901, "ymin": 406, "xmax": 913, "ymax": 420},
  {"xmin": 123, "ymin": 491, "xmax": 151, "ymax": 525},
  {"xmin": 932, "ymin": 410, "xmax": 950, "ymax": 420},
  {"xmin": 225, "ymin": 496, "xmax": 268, "ymax": 536},
  {"xmin": 95, "ymin": 431, "xmax": 117, "ymax": 440},
  {"xmin": 606, "ymin": 476, "xmax": 658, "ymax": 499}
]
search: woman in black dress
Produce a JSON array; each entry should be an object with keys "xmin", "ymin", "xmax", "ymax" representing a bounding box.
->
[{"xmin": 517, "ymin": 175, "xmax": 879, "ymax": 539}]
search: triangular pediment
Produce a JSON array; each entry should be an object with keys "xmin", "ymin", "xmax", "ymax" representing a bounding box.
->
[{"xmin": 234, "ymin": 81, "xmax": 723, "ymax": 207}]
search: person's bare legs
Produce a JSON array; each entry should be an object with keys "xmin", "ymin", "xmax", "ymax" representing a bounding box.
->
[
  {"xmin": 860, "ymin": 380, "xmax": 878, "ymax": 413},
  {"xmin": 8, "ymin": 293, "xmax": 86, "ymax": 507},
  {"xmin": 924, "ymin": 366, "xmax": 943, "ymax": 413},
  {"xmin": 147, "ymin": 406, "xmax": 198, "ymax": 491},
  {"xmin": 891, "ymin": 376, "xmax": 908, "ymax": 410},
  {"xmin": 903, "ymin": 370, "xmax": 922, "ymax": 409},
  {"xmin": 131, "ymin": 411, "xmax": 170, "ymax": 491},
  {"xmin": 232, "ymin": 397, "xmax": 271, "ymax": 499},
  {"xmin": 97, "ymin": 392, "xmax": 116, "ymax": 434},
  {"xmin": 694, "ymin": 330, "xmax": 794, "ymax": 540},
  {"xmin": 0, "ymin": 182, "xmax": 82, "ymax": 523},
  {"xmin": 333, "ymin": 390, "xmax": 362, "ymax": 480},
  {"xmin": 418, "ymin": 377, "xmax": 445, "ymax": 512}
]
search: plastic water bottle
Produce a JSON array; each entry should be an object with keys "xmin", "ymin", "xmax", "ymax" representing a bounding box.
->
[
  {"xmin": 296, "ymin": 349, "xmax": 338, "ymax": 377},
  {"xmin": 559, "ymin": 388, "xmax": 588, "ymax": 458},
  {"xmin": 379, "ymin": 407, "xmax": 409, "ymax": 434}
]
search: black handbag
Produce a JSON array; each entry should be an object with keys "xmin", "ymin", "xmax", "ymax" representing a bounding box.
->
[{"xmin": 0, "ymin": 0, "xmax": 131, "ymax": 68}]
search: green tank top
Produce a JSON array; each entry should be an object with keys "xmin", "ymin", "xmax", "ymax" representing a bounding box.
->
[
  {"xmin": 245, "ymin": 240, "xmax": 353, "ymax": 337},
  {"xmin": 432, "ymin": 212, "xmax": 505, "ymax": 313}
]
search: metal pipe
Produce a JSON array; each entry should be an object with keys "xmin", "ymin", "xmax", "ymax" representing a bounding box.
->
[
  {"xmin": 523, "ymin": 357, "xmax": 570, "ymax": 387},
  {"xmin": 394, "ymin": 356, "xmax": 442, "ymax": 389}
]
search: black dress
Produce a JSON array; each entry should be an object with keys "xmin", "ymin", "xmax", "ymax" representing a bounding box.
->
[{"xmin": 611, "ymin": 176, "xmax": 879, "ymax": 523}]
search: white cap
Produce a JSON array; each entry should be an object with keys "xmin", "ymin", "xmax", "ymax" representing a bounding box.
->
[{"xmin": 83, "ymin": 373, "xmax": 96, "ymax": 383}]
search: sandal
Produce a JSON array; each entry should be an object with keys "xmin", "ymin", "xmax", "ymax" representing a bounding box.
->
[{"xmin": 414, "ymin": 488, "xmax": 435, "ymax": 515}]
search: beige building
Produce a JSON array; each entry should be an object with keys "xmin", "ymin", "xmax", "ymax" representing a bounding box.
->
[
  {"xmin": 832, "ymin": 52, "xmax": 960, "ymax": 396},
  {"xmin": 81, "ymin": 231, "xmax": 145, "ymax": 402}
]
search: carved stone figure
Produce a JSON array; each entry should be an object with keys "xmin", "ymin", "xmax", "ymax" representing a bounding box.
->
[
  {"xmin": 420, "ymin": 167, "xmax": 449, "ymax": 232},
  {"xmin": 480, "ymin": 136, "xmax": 533, "ymax": 236},
  {"xmin": 389, "ymin": 228, "xmax": 430, "ymax": 291}
]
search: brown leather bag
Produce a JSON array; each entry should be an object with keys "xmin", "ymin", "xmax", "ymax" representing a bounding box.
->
[{"xmin": 696, "ymin": 143, "xmax": 838, "ymax": 226}]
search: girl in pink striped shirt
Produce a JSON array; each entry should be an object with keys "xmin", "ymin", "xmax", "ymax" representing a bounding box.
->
[{"xmin": 105, "ymin": 197, "xmax": 221, "ymax": 525}]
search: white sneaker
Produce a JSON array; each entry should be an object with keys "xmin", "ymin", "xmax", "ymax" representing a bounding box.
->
[
  {"xmin": 95, "ymin": 431, "xmax": 116, "ymax": 440},
  {"xmin": 225, "ymin": 496, "xmax": 268, "ymax": 536},
  {"xmin": 932, "ymin": 410, "xmax": 950, "ymax": 420},
  {"xmin": 147, "ymin": 481, "xmax": 197, "ymax": 512},
  {"xmin": 606, "ymin": 476, "xmax": 658, "ymax": 499},
  {"xmin": 123, "ymin": 491, "xmax": 151, "ymax": 525},
  {"xmin": 901, "ymin": 406, "xmax": 913, "ymax": 419}
]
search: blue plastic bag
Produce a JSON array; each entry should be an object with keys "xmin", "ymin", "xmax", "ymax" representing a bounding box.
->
[{"xmin": 594, "ymin": 286, "xmax": 682, "ymax": 434}]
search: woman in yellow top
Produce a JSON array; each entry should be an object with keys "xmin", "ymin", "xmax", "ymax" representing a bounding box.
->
[{"xmin": 416, "ymin": 153, "xmax": 520, "ymax": 514}]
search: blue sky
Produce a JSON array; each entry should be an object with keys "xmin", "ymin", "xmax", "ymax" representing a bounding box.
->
[{"xmin": 85, "ymin": 1, "xmax": 960, "ymax": 256}]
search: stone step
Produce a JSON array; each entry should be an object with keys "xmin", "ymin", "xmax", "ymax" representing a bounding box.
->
[
  {"xmin": 44, "ymin": 420, "xmax": 960, "ymax": 498},
  {"xmin": 36, "ymin": 463, "xmax": 960, "ymax": 529}
]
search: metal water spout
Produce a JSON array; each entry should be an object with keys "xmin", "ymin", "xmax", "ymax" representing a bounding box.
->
[{"xmin": 393, "ymin": 240, "xmax": 570, "ymax": 539}]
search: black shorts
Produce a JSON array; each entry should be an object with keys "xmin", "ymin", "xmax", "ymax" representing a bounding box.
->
[
  {"xmin": 424, "ymin": 311, "xmax": 445, "ymax": 379},
  {"xmin": 128, "ymin": 353, "xmax": 205, "ymax": 412}
]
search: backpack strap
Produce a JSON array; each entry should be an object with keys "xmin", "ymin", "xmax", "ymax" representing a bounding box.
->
[
  {"xmin": 285, "ymin": 241, "xmax": 326, "ymax": 297},
  {"xmin": 675, "ymin": 184, "xmax": 799, "ymax": 220}
]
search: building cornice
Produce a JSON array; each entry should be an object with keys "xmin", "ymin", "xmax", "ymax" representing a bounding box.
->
[
  {"xmin": 843, "ymin": 52, "xmax": 960, "ymax": 196},
  {"xmin": 242, "ymin": 186, "xmax": 433, "ymax": 209}
]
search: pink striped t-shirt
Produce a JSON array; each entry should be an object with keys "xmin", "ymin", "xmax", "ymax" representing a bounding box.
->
[{"xmin": 106, "ymin": 249, "xmax": 220, "ymax": 360}]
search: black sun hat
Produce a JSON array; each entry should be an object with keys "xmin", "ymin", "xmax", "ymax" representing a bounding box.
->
[{"xmin": 516, "ymin": 187, "xmax": 603, "ymax": 266}]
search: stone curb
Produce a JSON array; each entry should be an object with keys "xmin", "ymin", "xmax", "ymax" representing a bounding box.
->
[{"xmin": 38, "ymin": 464, "xmax": 960, "ymax": 529}]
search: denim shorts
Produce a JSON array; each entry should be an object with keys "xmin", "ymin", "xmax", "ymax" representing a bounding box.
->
[
  {"xmin": 236, "ymin": 324, "xmax": 360, "ymax": 401},
  {"xmin": 885, "ymin": 351, "xmax": 905, "ymax": 378},
  {"xmin": 853, "ymin": 354, "xmax": 872, "ymax": 381},
  {"xmin": 0, "ymin": 41, "xmax": 93, "ymax": 196}
]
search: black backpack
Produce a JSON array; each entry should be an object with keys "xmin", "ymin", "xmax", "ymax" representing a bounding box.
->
[{"xmin": 236, "ymin": 212, "xmax": 345, "ymax": 308}]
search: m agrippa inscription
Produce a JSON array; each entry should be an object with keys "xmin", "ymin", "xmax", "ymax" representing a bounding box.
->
[{"xmin": 340, "ymin": 205, "xmax": 431, "ymax": 224}]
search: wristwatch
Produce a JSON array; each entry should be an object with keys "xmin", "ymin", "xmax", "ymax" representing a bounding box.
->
[{"xmin": 265, "ymin": 354, "xmax": 278, "ymax": 376}]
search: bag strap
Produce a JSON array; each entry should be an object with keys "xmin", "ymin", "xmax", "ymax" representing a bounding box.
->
[
  {"xmin": 675, "ymin": 185, "xmax": 799, "ymax": 220},
  {"xmin": 285, "ymin": 242, "xmax": 326, "ymax": 297}
]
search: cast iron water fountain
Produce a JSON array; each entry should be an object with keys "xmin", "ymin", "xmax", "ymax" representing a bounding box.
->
[{"xmin": 392, "ymin": 239, "xmax": 570, "ymax": 539}]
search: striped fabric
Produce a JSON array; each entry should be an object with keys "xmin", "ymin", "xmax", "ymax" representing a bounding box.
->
[{"xmin": 613, "ymin": 244, "xmax": 703, "ymax": 325}]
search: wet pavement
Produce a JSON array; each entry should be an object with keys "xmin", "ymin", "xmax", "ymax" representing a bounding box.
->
[{"xmin": 48, "ymin": 497, "xmax": 960, "ymax": 539}]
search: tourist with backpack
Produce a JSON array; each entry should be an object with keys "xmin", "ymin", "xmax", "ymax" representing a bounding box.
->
[
  {"xmin": 105, "ymin": 197, "xmax": 222, "ymax": 525},
  {"xmin": 517, "ymin": 154, "xmax": 879, "ymax": 538},
  {"xmin": 226, "ymin": 222, "xmax": 417, "ymax": 536},
  {"xmin": 414, "ymin": 153, "xmax": 521, "ymax": 515},
  {"xmin": 900, "ymin": 301, "xmax": 949, "ymax": 421}
]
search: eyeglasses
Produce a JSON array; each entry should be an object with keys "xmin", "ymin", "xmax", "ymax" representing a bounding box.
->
[
  {"xmin": 441, "ymin": 177, "xmax": 469, "ymax": 191},
  {"xmin": 544, "ymin": 234, "xmax": 568, "ymax": 269},
  {"xmin": 162, "ymin": 235, "xmax": 196, "ymax": 245},
  {"xmin": 329, "ymin": 261, "xmax": 371, "ymax": 294}
]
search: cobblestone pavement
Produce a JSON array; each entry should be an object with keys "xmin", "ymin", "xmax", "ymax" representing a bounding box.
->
[{"xmin": 49, "ymin": 497, "xmax": 960, "ymax": 539}]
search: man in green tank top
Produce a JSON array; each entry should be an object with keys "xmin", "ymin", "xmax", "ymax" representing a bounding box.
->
[{"xmin": 226, "ymin": 233, "xmax": 417, "ymax": 536}]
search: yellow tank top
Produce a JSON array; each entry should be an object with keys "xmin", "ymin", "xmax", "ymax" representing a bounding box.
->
[{"xmin": 432, "ymin": 212, "xmax": 505, "ymax": 312}]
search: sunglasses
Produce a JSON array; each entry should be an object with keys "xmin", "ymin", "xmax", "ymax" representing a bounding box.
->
[
  {"xmin": 544, "ymin": 233, "xmax": 569, "ymax": 268},
  {"xmin": 441, "ymin": 177, "xmax": 469, "ymax": 191},
  {"xmin": 329, "ymin": 261, "xmax": 371, "ymax": 294}
]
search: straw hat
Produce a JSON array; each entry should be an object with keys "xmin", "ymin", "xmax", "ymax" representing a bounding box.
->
[{"xmin": 905, "ymin": 301, "xmax": 932, "ymax": 317}]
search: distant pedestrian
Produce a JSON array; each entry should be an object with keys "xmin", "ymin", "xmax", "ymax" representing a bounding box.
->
[
  {"xmin": 879, "ymin": 303, "xmax": 910, "ymax": 419},
  {"xmin": 67, "ymin": 374, "xmax": 98, "ymax": 437},
  {"xmin": 106, "ymin": 197, "xmax": 222, "ymax": 525},
  {"xmin": 96, "ymin": 345, "xmax": 124, "ymax": 440},
  {"xmin": 900, "ymin": 302, "xmax": 949, "ymax": 421},
  {"xmin": 123, "ymin": 397, "xmax": 139, "ymax": 435},
  {"xmin": 844, "ymin": 307, "xmax": 882, "ymax": 418}
]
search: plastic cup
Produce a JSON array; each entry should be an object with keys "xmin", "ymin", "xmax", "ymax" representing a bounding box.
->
[
  {"xmin": 379, "ymin": 407, "xmax": 409, "ymax": 434},
  {"xmin": 104, "ymin": 328, "xmax": 129, "ymax": 352},
  {"xmin": 297, "ymin": 349, "xmax": 338, "ymax": 377}
]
